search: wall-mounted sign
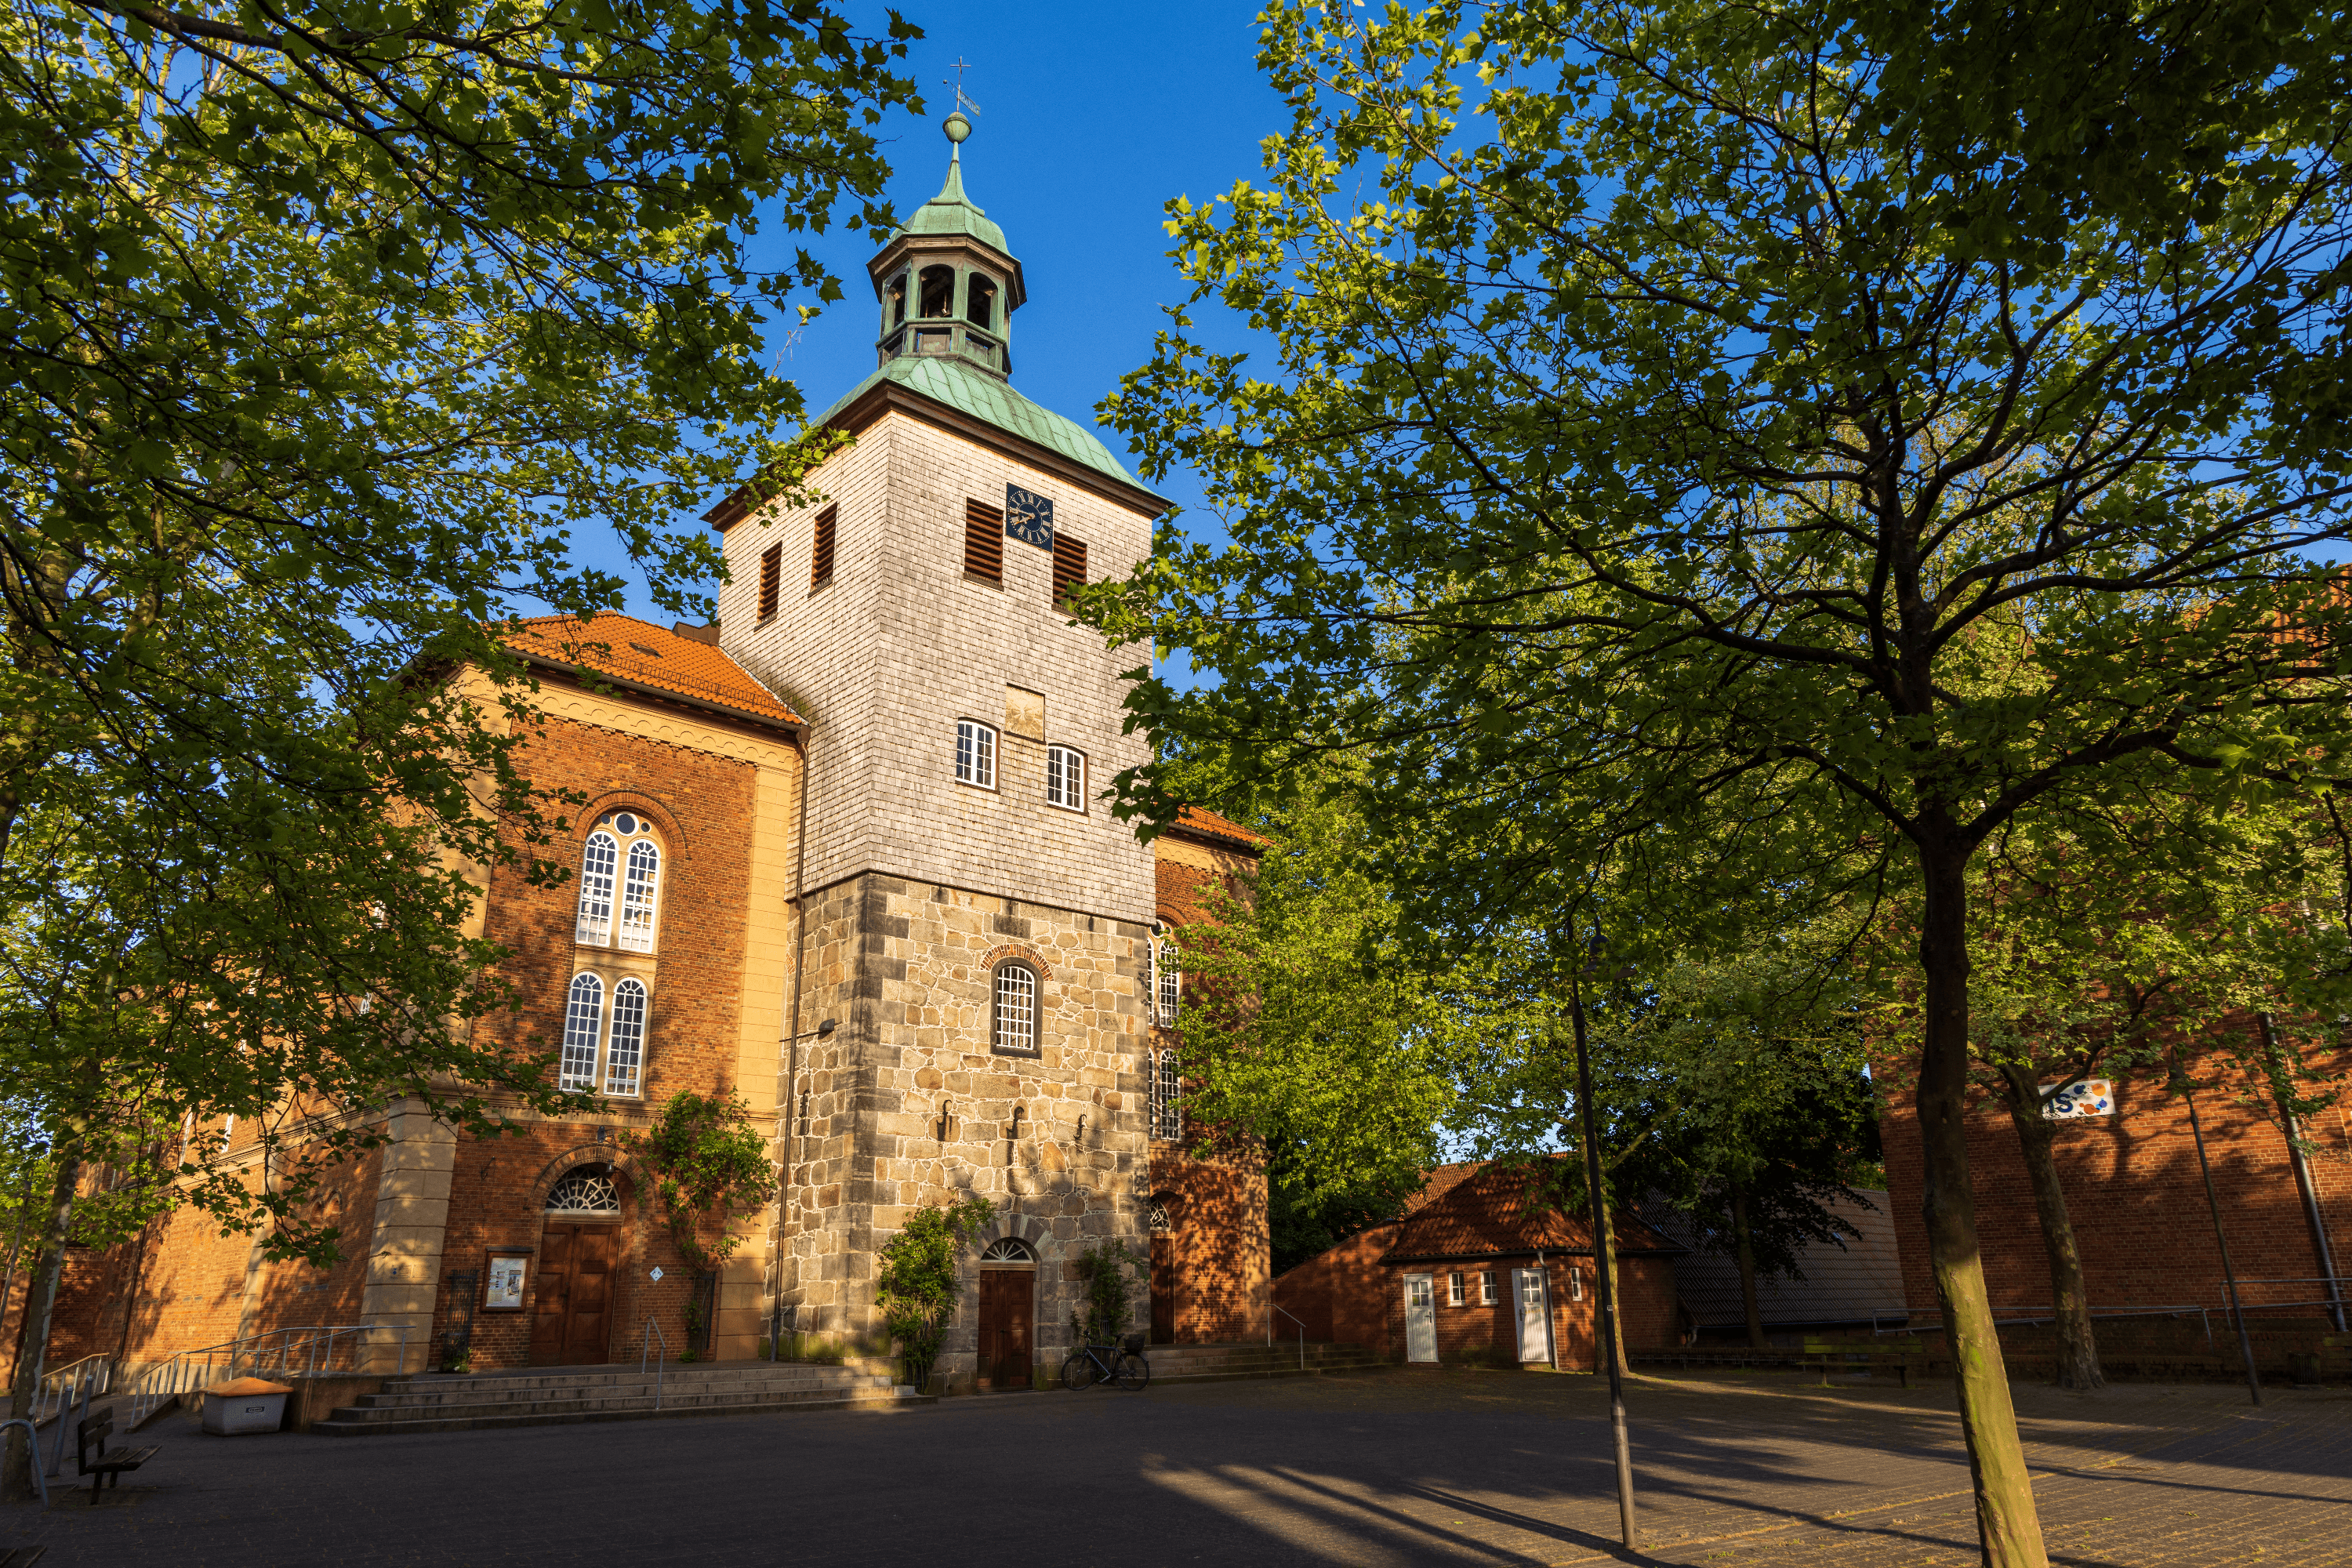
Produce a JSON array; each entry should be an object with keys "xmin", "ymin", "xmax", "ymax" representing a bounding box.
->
[
  {"xmin": 1004, "ymin": 483, "xmax": 1054, "ymax": 550},
  {"xmin": 483, "ymin": 1250, "xmax": 530, "ymax": 1312},
  {"xmin": 2042, "ymin": 1079, "xmax": 2114, "ymax": 1119}
]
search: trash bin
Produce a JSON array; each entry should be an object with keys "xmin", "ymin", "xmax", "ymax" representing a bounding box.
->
[{"xmin": 202, "ymin": 1377, "xmax": 293, "ymax": 1435}]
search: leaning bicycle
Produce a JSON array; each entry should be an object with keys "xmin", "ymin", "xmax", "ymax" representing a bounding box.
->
[{"xmin": 1060, "ymin": 1331, "xmax": 1150, "ymax": 1391}]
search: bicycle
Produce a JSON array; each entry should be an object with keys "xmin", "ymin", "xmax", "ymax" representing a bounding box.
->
[{"xmin": 1060, "ymin": 1331, "xmax": 1150, "ymax": 1391}]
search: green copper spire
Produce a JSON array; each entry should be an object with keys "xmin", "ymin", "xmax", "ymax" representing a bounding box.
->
[{"xmin": 891, "ymin": 111, "xmax": 1009, "ymax": 255}]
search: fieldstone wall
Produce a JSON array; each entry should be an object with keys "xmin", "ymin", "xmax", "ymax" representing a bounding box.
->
[{"xmin": 775, "ymin": 869, "xmax": 1153, "ymax": 1382}]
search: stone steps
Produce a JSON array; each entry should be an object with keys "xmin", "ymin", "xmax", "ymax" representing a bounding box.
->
[{"xmin": 312, "ymin": 1362, "xmax": 927, "ymax": 1436}]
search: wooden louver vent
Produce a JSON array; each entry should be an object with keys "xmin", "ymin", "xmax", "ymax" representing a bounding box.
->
[
  {"xmin": 1051, "ymin": 534, "xmax": 1087, "ymax": 608},
  {"xmin": 810, "ymin": 505, "xmax": 837, "ymax": 590},
  {"xmin": 757, "ymin": 543, "xmax": 782, "ymax": 620},
  {"xmin": 964, "ymin": 499, "xmax": 1004, "ymax": 586}
]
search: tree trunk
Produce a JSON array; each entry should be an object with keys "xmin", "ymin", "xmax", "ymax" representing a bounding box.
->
[
  {"xmin": 1995, "ymin": 1062, "xmax": 2104, "ymax": 1391},
  {"xmin": 1731, "ymin": 1181, "xmax": 1768, "ymax": 1351},
  {"xmin": 3, "ymin": 1152, "xmax": 77, "ymax": 1503},
  {"xmin": 1597, "ymin": 1178, "xmax": 1630, "ymax": 1376},
  {"xmin": 1916, "ymin": 844, "xmax": 2048, "ymax": 1566}
]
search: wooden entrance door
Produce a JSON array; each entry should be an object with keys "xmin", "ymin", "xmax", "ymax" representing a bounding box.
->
[
  {"xmin": 531, "ymin": 1223, "xmax": 619, "ymax": 1366},
  {"xmin": 1149, "ymin": 1235, "xmax": 1176, "ymax": 1342},
  {"xmin": 976, "ymin": 1269, "xmax": 1034, "ymax": 1389}
]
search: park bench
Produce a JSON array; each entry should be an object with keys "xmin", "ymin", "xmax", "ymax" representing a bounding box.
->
[{"xmin": 74, "ymin": 1406, "xmax": 157, "ymax": 1504}]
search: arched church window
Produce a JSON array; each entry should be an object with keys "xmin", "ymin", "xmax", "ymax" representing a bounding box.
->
[
  {"xmin": 605, "ymin": 978, "xmax": 648, "ymax": 1098},
  {"xmin": 575, "ymin": 831, "xmax": 618, "ymax": 945},
  {"xmin": 1157, "ymin": 938, "xmax": 1181, "ymax": 1025},
  {"xmin": 965, "ymin": 272, "xmax": 998, "ymax": 331},
  {"xmin": 918, "ymin": 265, "xmax": 955, "ymax": 318},
  {"xmin": 561, "ymin": 973, "xmax": 604, "ymax": 1092},
  {"xmin": 619, "ymin": 838, "xmax": 662, "ymax": 953},
  {"xmin": 980, "ymin": 1236, "xmax": 1035, "ymax": 1263},
  {"xmin": 1152, "ymin": 1047, "xmax": 1183, "ymax": 1142},
  {"xmin": 546, "ymin": 1166, "xmax": 621, "ymax": 1215},
  {"xmin": 993, "ymin": 962, "xmax": 1037, "ymax": 1055}
]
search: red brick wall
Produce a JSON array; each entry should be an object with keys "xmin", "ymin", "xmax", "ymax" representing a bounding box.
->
[
  {"xmin": 1273, "ymin": 1221, "xmax": 1403, "ymax": 1352},
  {"xmin": 1149, "ymin": 1147, "xmax": 1269, "ymax": 1343},
  {"xmin": 1879, "ymin": 1029, "xmax": 2352, "ymax": 1324}
]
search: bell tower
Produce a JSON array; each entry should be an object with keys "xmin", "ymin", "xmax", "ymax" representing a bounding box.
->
[
  {"xmin": 867, "ymin": 111, "xmax": 1025, "ymax": 380},
  {"xmin": 707, "ymin": 114, "xmax": 1167, "ymax": 1389}
]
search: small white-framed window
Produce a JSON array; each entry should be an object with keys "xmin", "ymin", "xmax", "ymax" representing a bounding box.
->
[
  {"xmin": 605, "ymin": 978, "xmax": 648, "ymax": 1098},
  {"xmin": 1447, "ymin": 1272, "xmax": 1464, "ymax": 1307},
  {"xmin": 956, "ymin": 719, "xmax": 997, "ymax": 789},
  {"xmin": 561, "ymin": 973, "xmax": 604, "ymax": 1092},
  {"xmin": 1045, "ymin": 745, "xmax": 1086, "ymax": 811},
  {"xmin": 619, "ymin": 838, "xmax": 662, "ymax": 953},
  {"xmin": 1151, "ymin": 1047, "xmax": 1183, "ymax": 1142},
  {"xmin": 1157, "ymin": 937, "xmax": 1180, "ymax": 1025},
  {"xmin": 1479, "ymin": 1270, "xmax": 1497, "ymax": 1306},
  {"xmin": 993, "ymin": 963, "xmax": 1037, "ymax": 1054},
  {"xmin": 1567, "ymin": 1266, "xmax": 1584, "ymax": 1301},
  {"xmin": 575, "ymin": 831, "xmax": 619, "ymax": 945}
]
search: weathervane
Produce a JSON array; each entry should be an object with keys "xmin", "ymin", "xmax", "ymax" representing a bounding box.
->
[{"xmin": 943, "ymin": 56, "xmax": 981, "ymax": 119}]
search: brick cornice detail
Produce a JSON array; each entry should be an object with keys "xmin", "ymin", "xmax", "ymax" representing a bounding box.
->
[{"xmin": 979, "ymin": 941, "xmax": 1054, "ymax": 984}]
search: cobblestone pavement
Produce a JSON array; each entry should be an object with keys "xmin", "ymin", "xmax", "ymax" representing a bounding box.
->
[{"xmin": 4, "ymin": 1367, "xmax": 2347, "ymax": 1566}]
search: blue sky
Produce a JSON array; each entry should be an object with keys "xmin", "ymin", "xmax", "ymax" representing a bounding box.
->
[{"xmin": 583, "ymin": 3, "xmax": 1284, "ymax": 632}]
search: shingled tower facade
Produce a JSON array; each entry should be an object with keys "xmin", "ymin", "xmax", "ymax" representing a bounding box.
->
[{"xmin": 705, "ymin": 112, "xmax": 1168, "ymax": 1388}]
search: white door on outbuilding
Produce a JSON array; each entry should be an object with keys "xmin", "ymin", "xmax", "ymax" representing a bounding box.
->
[
  {"xmin": 1405, "ymin": 1273, "xmax": 1436, "ymax": 1363},
  {"xmin": 1515, "ymin": 1267, "xmax": 1551, "ymax": 1363}
]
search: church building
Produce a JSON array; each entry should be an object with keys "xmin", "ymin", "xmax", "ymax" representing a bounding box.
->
[{"xmin": 36, "ymin": 114, "xmax": 1271, "ymax": 1396}]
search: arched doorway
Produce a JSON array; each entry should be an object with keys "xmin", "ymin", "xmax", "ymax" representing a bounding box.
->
[
  {"xmin": 976, "ymin": 1236, "xmax": 1036, "ymax": 1391},
  {"xmin": 1148, "ymin": 1191, "xmax": 1180, "ymax": 1343},
  {"xmin": 533, "ymin": 1165, "xmax": 623, "ymax": 1366}
]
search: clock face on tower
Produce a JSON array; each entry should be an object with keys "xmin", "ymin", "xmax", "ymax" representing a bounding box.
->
[{"xmin": 1005, "ymin": 483, "xmax": 1055, "ymax": 550}]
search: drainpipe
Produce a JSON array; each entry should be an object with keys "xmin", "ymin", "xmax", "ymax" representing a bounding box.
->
[
  {"xmin": 2258, "ymin": 1012, "xmax": 2346, "ymax": 1333},
  {"xmin": 770, "ymin": 727, "xmax": 815, "ymax": 1360}
]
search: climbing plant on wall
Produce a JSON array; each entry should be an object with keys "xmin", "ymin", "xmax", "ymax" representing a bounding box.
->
[
  {"xmin": 874, "ymin": 1195, "xmax": 996, "ymax": 1382},
  {"xmin": 620, "ymin": 1092, "xmax": 771, "ymax": 1272}
]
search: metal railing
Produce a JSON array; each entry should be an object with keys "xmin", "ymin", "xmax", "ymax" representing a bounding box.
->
[
  {"xmin": 639, "ymin": 1316, "xmax": 669, "ymax": 1412},
  {"xmin": 0, "ymin": 1420, "xmax": 48, "ymax": 1505},
  {"xmin": 1269, "ymin": 1300, "xmax": 1306, "ymax": 1371},
  {"xmin": 1872, "ymin": 1303, "xmax": 2214, "ymax": 1348},
  {"xmin": 125, "ymin": 1323, "xmax": 411, "ymax": 1428},
  {"xmin": 2227, "ymin": 1278, "xmax": 2352, "ymax": 1331},
  {"xmin": 30, "ymin": 1354, "xmax": 113, "ymax": 1427}
]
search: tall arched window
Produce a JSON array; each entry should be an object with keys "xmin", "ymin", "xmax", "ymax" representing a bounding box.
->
[
  {"xmin": 561, "ymin": 973, "xmax": 604, "ymax": 1092},
  {"xmin": 575, "ymin": 832, "xmax": 618, "ymax": 945},
  {"xmin": 619, "ymin": 839, "xmax": 662, "ymax": 953},
  {"xmin": 965, "ymin": 272, "xmax": 998, "ymax": 330},
  {"xmin": 1157, "ymin": 938, "xmax": 1180, "ymax": 1025},
  {"xmin": 1152, "ymin": 1048, "xmax": 1183, "ymax": 1142},
  {"xmin": 917, "ymin": 264, "xmax": 955, "ymax": 318},
  {"xmin": 605, "ymin": 978, "xmax": 648, "ymax": 1097},
  {"xmin": 993, "ymin": 963, "xmax": 1037, "ymax": 1055}
]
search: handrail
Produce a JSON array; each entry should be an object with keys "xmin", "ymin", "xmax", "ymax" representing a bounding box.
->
[
  {"xmin": 32, "ymin": 1355, "xmax": 113, "ymax": 1427},
  {"xmin": 1270, "ymin": 1300, "xmax": 1307, "ymax": 1372},
  {"xmin": 1873, "ymin": 1303, "xmax": 2214, "ymax": 1348},
  {"xmin": 124, "ymin": 1323, "xmax": 411, "ymax": 1427},
  {"xmin": 640, "ymin": 1316, "xmax": 669, "ymax": 1411},
  {"xmin": 0, "ymin": 1420, "xmax": 49, "ymax": 1505}
]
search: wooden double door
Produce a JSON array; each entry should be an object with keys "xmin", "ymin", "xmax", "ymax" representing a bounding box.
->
[
  {"xmin": 532, "ymin": 1222, "xmax": 618, "ymax": 1366},
  {"xmin": 976, "ymin": 1269, "xmax": 1034, "ymax": 1390}
]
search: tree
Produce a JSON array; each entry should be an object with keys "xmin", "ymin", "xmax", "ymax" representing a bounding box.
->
[
  {"xmin": 1086, "ymin": 4, "xmax": 2352, "ymax": 1559},
  {"xmin": 622, "ymin": 1091, "xmax": 774, "ymax": 1273}
]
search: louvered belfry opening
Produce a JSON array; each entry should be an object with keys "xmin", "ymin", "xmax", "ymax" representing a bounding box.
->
[
  {"xmin": 758, "ymin": 542, "xmax": 782, "ymax": 619},
  {"xmin": 810, "ymin": 504, "xmax": 837, "ymax": 590},
  {"xmin": 964, "ymin": 499, "xmax": 1005, "ymax": 585},
  {"xmin": 1051, "ymin": 533, "xmax": 1087, "ymax": 608}
]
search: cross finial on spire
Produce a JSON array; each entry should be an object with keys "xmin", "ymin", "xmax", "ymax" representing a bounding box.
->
[{"xmin": 944, "ymin": 57, "xmax": 982, "ymax": 119}]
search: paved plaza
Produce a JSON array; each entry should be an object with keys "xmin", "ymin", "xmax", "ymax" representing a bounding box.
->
[{"xmin": 4, "ymin": 1367, "xmax": 2348, "ymax": 1566}]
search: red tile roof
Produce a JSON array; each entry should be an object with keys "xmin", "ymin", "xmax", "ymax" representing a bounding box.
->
[
  {"xmin": 1171, "ymin": 804, "xmax": 1267, "ymax": 850},
  {"xmin": 1383, "ymin": 1160, "xmax": 1683, "ymax": 1262},
  {"xmin": 499, "ymin": 615, "xmax": 803, "ymax": 731}
]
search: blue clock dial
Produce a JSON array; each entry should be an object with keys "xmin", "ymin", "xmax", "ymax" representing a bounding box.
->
[{"xmin": 1005, "ymin": 483, "xmax": 1055, "ymax": 550}]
